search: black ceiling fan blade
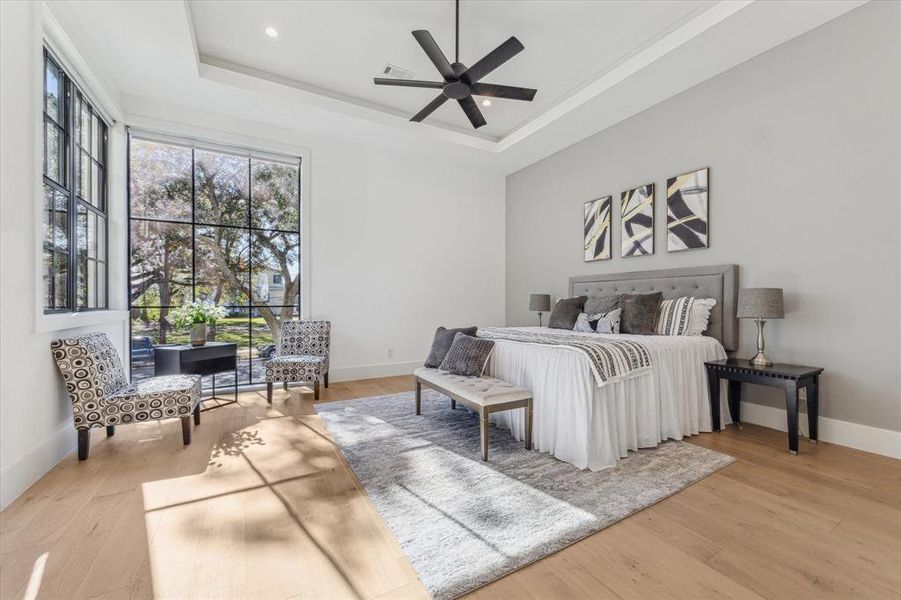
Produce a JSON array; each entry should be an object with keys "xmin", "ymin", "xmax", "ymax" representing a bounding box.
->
[
  {"xmin": 457, "ymin": 96, "xmax": 487, "ymax": 129},
  {"xmin": 470, "ymin": 82, "xmax": 537, "ymax": 101},
  {"xmin": 373, "ymin": 78, "xmax": 445, "ymax": 89},
  {"xmin": 410, "ymin": 94, "xmax": 450, "ymax": 122},
  {"xmin": 412, "ymin": 30, "xmax": 455, "ymax": 80},
  {"xmin": 462, "ymin": 36, "xmax": 524, "ymax": 84}
]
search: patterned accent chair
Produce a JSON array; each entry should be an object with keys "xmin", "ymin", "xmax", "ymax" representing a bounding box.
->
[
  {"xmin": 266, "ymin": 320, "xmax": 330, "ymax": 403},
  {"xmin": 51, "ymin": 333, "xmax": 202, "ymax": 460}
]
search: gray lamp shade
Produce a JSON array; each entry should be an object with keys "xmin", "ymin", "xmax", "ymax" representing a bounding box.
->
[
  {"xmin": 737, "ymin": 288, "xmax": 784, "ymax": 319},
  {"xmin": 529, "ymin": 293, "xmax": 551, "ymax": 312}
]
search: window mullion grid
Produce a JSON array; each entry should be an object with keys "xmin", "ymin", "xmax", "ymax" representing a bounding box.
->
[{"xmin": 66, "ymin": 74, "xmax": 77, "ymax": 312}]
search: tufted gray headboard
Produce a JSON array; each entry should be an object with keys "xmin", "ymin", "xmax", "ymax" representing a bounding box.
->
[{"xmin": 569, "ymin": 264, "xmax": 739, "ymax": 352}]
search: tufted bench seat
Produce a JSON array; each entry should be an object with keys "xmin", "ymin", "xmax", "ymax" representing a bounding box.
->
[{"xmin": 413, "ymin": 367, "xmax": 532, "ymax": 461}]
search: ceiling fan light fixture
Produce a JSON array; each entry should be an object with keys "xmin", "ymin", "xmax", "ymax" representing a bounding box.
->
[
  {"xmin": 372, "ymin": 0, "xmax": 536, "ymax": 129},
  {"xmin": 264, "ymin": 27, "xmax": 279, "ymax": 38}
]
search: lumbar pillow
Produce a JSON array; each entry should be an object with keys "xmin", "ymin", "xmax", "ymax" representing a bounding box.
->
[
  {"xmin": 547, "ymin": 296, "xmax": 587, "ymax": 330},
  {"xmin": 584, "ymin": 294, "xmax": 620, "ymax": 316},
  {"xmin": 619, "ymin": 292, "xmax": 663, "ymax": 335},
  {"xmin": 656, "ymin": 297, "xmax": 696, "ymax": 336},
  {"xmin": 684, "ymin": 297, "xmax": 717, "ymax": 336},
  {"xmin": 424, "ymin": 326, "xmax": 478, "ymax": 368},
  {"xmin": 438, "ymin": 333, "xmax": 495, "ymax": 377},
  {"xmin": 573, "ymin": 308, "xmax": 621, "ymax": 334}
]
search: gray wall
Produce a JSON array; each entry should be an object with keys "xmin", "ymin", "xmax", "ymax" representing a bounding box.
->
[{"xmin": 505, "ymin": 1, "xmax": 900, "ymax": 431}]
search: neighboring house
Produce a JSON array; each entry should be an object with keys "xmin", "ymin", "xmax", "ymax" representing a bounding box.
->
[{"xmin": 253, "ymin": 269, "xmax": 286, "ymax": 306}]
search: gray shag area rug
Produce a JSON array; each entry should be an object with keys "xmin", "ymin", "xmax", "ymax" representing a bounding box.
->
[{"xmin": 315, "ymin": 390, "xmax": 735, "ymax": 600}]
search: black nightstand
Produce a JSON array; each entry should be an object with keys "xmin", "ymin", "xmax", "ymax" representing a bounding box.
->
[{"xmin": 705, "ymin": 358, "xmax": 824, "ymax": 455}]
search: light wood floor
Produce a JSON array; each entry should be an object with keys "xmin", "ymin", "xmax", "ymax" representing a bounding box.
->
[{"xmin": 1, "ymin": 375, "xmax": 899, "ymax": 600}]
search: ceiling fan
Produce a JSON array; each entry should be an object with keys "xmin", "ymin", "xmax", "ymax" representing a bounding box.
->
[{"xmin": 373, "ymin": 0, "xmax": 537, "ymax": 129}]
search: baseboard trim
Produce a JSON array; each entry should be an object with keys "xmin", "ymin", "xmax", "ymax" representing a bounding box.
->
[
  {"xmin": 327, "ymin": 360, "xmax": 420, "ymax": 383},
  {"xmin": 0, "ymin": 422, "xmax": 75, "ymax": 510},
  {"xmin": 736, "ymin": 400, "xmax": 901, "ymax": 459}
]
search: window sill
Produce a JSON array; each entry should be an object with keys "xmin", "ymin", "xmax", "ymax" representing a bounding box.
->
[{"xmin": 36, "ymin": 310, "xmax": 129, "ymax": 334}]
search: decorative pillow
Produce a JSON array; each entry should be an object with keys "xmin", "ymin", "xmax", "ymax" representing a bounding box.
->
[
  {"xmin": 573, "ymin": 308, "xmax": 621, "ymax": 334},
  {"xmin": 424, "ymin": 326, "xmax": 478, "ymax": 368},
  {"xmin": 685, "ymin": 298, "xmax": 717, "ymax": 336},
  {"xmin": 619, "ymin": 292, "xmax": 663, "ymax": 335},
  {"xmin": 547, "ymin": 296, "xmax": 587, "ymax": 330},
  {"xmin": 656, "ymin": 297, "xmax": 696, "ymax": 336},
  {"xmin": 584, "ymin": 295, "xmax": 620, "ymax": 316},
  {"xmin": 438, "ymin": 333, "xmax": 495, "ymax": 377}
]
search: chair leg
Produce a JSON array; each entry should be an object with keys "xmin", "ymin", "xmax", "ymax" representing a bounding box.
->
[
  {"xmin": 181, "ymin": 416, "xmax": 192, "ymax": 445},
  {"xmin": 267, "ymin": 382, "xmax": 273, "ymax": 405},
  {"xmin": 314, "ymin": 379, "xmax": 320, "ymax": 401},
  {"xmin": 283, "ymin": 381, "xmax": 289, "ymax": 391},
  {"xmin": 106, "ymin": 425, "xmax": 115, "ymax": 437},
  {"xmin": 193, "ymin": 405, "xmax": 201, "ymax": 425},
  {"xmin": 77, "ymin": 429, "xmax": 90, "ymax": 461},
  {"xmin": 324, "ymin": 371, "xmax": 329, "ymax": 388}
]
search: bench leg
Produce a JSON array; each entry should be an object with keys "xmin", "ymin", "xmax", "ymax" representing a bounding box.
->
[
  {"xmin": 524, "ymin": 402, "xmax": 533, "ymax": 451},
  {"xmin": 450, "ymin": 399, "xmax": 456, "ymax": 411},
  {"xmin": 193, "ymin": 404, "xmax": 201, "ymax": 426},
  {"xmin": 480, "ymin": 408, "xmax": 489, "ymax": 461},
  {"xmin": 266, "ymin": 382, "xmax": 273, "ymax": 405},
  {"xmin": 314, "ymin": 379, "xmax": 320, "ymax": 401},
  {"xmin": 415, "ymin": 378, "xmax": 422, "ymax": 415},
  {"xmin": 106, "ymin": 425, "xmax": 115, "ymax": 437}
]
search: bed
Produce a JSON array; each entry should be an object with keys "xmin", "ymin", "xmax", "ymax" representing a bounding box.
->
[{"xmin": 482, "ymin": 264, "xmax": 738, "ymax": 470}]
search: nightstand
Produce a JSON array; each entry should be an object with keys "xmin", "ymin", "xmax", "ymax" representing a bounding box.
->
[{"xmin": 705, "ymin": 358, "xmax": 824, "ymax": 454}]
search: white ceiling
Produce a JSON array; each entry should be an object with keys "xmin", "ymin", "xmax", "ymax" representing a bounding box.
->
[
  {"xmin": 50, "ymin": 0, "xmax": 867, "ymax": 174},
  {"xmin": 187, "ymin": 1, "xmax": 715, "ymax": 140}
]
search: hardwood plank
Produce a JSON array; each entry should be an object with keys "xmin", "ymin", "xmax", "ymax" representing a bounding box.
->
[{"xmin": 1, "ymin": 375, "xmax": 897, "ymax": 600}]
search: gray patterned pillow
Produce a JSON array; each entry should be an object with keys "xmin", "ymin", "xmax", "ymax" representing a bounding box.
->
[
  {"xmin": 425, "ymin": 326, "xmax": 478, "ymax": 368},
  {"xmin": 438, "ymin": 333, "xmax": 495, "ymax": 377},
  {"xmin": 584, "ymin": 295, "xmax": 620, "ymax": 316}
]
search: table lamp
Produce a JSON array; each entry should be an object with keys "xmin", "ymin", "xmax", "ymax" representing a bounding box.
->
[
  {"xmin": 529, "ymin": 293, "xmax": 551, "ymax": 327},
  {"xmin": 737, "ymin": 288, "xmax": 784, "ymax": 367}
]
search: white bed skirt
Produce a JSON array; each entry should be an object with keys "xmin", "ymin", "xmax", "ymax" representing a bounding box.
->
[{"xmin": 484, "ymin": 328, "xmax": 727, "ymax": 471}]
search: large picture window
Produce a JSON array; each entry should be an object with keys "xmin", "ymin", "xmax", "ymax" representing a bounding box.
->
[
  {"xmin": 42, "ymin": 48, "xmax": 109, "ymax": 312},
  {"xmin": 127, "ymin": 134, "xmax": 301, "ymax": 388}
]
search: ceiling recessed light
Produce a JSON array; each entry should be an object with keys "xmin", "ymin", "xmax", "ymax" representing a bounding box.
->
[
  {"xmin": 265, "ymin": 27, "xmax": 279, "ymax": 38},
  {"xmin": 481, "ymin": 99, "xmax": 491, "ymax": 107}
]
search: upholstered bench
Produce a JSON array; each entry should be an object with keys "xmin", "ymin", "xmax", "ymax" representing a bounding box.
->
[{"xmin": 413, "ymin": 367, "xmax": 533, "ymax": 461}]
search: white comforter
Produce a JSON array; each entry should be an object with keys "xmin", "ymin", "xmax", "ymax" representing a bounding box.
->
[{"xmin": 484, "ymin": 327, "xmax": 727, "ymax": 471}]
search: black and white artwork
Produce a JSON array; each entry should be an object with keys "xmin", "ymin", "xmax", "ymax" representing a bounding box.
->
[
  {"xmin": 584, "ymin": 196, "xmax": 611, "ymax": 261},
  {"xmin": 621, "ymin": 183, "xmax": 654, "ymax": 257},
  {"xmin": 667, "ymin": 167, "xmax": 709, "ymax": 251}
]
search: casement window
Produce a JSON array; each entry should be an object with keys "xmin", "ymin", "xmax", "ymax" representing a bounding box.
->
[{"xmin": 42, "ymin": 48, "xmax": 109, "ymax": 312}]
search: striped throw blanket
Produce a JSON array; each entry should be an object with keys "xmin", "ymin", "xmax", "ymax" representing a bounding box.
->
[{"xmin": 477, "ymin": 327, "xmax": 652, "ymax": 387}]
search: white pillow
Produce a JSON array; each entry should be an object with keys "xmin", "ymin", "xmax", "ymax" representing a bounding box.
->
[
  {"xmin": 573, "ymin": 308, "xmax": 621, "ymax": 334},
  {"xmin": 685, "ymin": 298, "xmax": 717, "ymax": 336}
]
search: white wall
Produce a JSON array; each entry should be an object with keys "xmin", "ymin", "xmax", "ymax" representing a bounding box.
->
[
  {"xmin": 505, "ymin": 2, "xmax": 900, "ymax": 435},
  {"xmin": 0, "ymin": 3, "xmax": 506, "ymax": 509},
  {"xmin": 0, "ymin": 1, "xmax": 130, "ymax": 508}
]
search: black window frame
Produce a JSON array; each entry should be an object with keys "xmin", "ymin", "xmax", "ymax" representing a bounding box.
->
[
  {"xmin": 126, "ymin": 131, "xmax": 303, "ymax": 388},
  {"xmin": 42, "ymin": 47, "xmax": 110, "ymax": 314}
]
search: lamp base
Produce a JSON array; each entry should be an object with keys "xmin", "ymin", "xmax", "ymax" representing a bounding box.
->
[{"xmin": 750, "ymin": 351, "xmax": 773, "ymax": 367}]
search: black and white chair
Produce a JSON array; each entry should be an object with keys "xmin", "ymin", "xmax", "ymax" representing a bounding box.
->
[
  {"xmin": 266, "ymin": 320, "xmax": 330, "ymax": 403},
  {"xmin": 51, "ymin": 332, "xmax": 202, "ymax": 460}
]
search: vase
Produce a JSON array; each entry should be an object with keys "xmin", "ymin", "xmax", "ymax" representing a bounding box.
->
[{"xmin": 190, "ymin": 323, "xmax": 208, "ymax": 347}]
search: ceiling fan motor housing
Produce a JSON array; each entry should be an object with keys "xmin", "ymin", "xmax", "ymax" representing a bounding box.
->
[{"xmin": 443, "ymin": 64, "xmax": 471, "ymax": 99}]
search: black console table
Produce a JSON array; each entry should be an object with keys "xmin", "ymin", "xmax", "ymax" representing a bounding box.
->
[
  {"xmin": 155, "ymin": 342, "xmax": 238, "ymax": 411},
  {"xmin": 705, "ymin": 358, "xmax": 823, "ymax": 454}
]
